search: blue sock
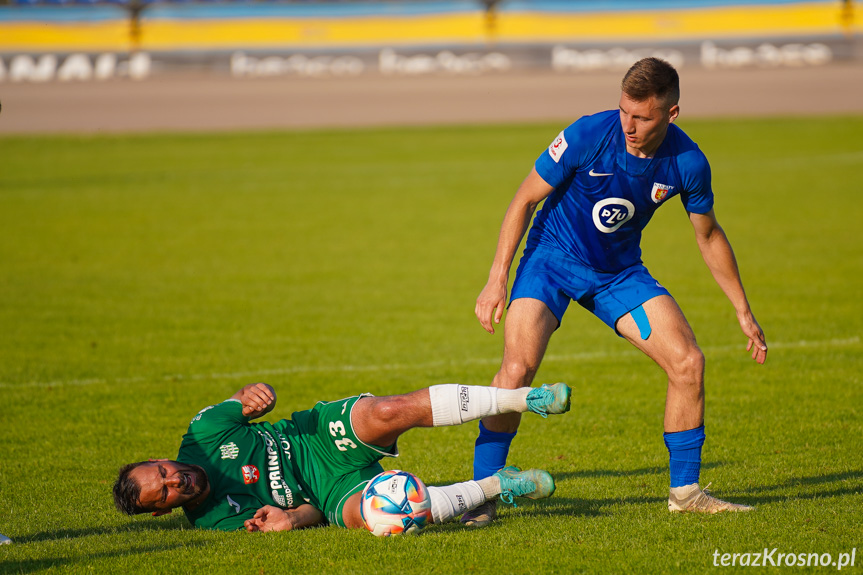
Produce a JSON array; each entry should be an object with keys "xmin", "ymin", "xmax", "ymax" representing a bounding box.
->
[
  {"xmin": 663, "ymin": 425, "xmax": 705, "ymax": 488},
  {"xmin": 472, "ymin": 421, "xmax": 517, "ymax": 480}
]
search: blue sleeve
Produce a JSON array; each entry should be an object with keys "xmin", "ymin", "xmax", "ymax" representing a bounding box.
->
[
  {"xmin": 534, "ymin": 115, "xmax": 603, "ymax": 188},
  {"xmin": 678, "ymin": 149, "xmax": 714, "ymax": 214}
]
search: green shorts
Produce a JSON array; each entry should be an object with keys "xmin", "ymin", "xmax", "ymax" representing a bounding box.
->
[{"xmin": 276, "ymin": 394, "xmax": 398, "ymax": 527}]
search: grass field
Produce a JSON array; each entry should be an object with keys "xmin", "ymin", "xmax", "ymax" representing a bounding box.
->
[{"xmin": 0, "ymin": 116, "xmax": 861, "ymax": 574}]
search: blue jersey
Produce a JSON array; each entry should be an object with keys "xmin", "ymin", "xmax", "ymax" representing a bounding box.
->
[{"xmin": 531, "ymin": 110, "xmax": 714, "ymax": 274}]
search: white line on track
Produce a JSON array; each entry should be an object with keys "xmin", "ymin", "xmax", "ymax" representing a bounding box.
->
[{"xmin": 1, "ymin": 336, "xmax": 858, "ymax": 389}]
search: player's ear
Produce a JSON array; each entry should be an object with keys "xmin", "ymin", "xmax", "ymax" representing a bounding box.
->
[
  {"xmin": 668, "ymin": 104, "xmax": 680, "ymax": 123},
  {"xmin": 152, "ymin": 509, "xmax": 173, "ymax": 517}
]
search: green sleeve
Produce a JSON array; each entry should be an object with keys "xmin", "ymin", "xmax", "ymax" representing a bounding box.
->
[
  {"xmin": 202, "ymin": 510, "xmax": 256, "ymax": 532},
  {"xmin": 185, "ymin": 400, "xmax": 248, "ymax": 442}
]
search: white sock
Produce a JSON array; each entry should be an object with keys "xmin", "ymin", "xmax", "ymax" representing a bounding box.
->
[
  {"xmin": 428, "ymin": 384, "xmax": 531, "ymax": 427},
  {"xmin": 427, "ymin": 481, "xmax": 488, "ymax": 524},
  {"xmin": 670, "ymin": 482, "xmax": 701, "ymax": 498},
  {"xmin": 476, "ymin": 475, "xmax": 502, "ymax": 500}
]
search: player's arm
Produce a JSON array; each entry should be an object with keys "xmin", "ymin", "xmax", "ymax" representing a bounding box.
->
[
  {"xmin": 230, "ymin": 383, "xmax": 277, "ymax": 419},
  {"xmin": 476, "ymin": 167, "xmax": 555, "ymax": 334},
  {"xmin": 243, "ymin": 504, "xmax": 325, "ymax": 532},
  {"xmin": 689, "ymin": 209, "xmax": 768, "ymax": 364}
]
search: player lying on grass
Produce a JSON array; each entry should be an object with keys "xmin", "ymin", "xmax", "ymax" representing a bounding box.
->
[{"xmin": 113, "ymin": 381, "xmax": 571, "ymax": 532}]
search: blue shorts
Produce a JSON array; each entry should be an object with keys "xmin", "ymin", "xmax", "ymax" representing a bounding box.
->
[{"xmin": 510, "ymin": 247, "xmax": 670, "ymax": 334}]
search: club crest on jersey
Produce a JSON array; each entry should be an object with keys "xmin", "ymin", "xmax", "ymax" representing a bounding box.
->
[
  {"xmin": 242, "ymin": 465, "xmax": 259, "ymax": 485},
  {"xmin": 220, "ymin": 442, "xmax": 240, "ymax": 459},
  {"xmin": 548, "ymin": 131, "xmax": 568, "ymax": 163},
  {"xmin": 651, "ymin": 182, "xmax": 673, "ymax": 204}
]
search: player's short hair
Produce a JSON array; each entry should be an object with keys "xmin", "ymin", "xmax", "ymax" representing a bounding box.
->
[
  {"xmin": 621, "ymin": 57, "xmax": 680, "ymax": 106},
  {"xmin": 113, "ymin": 461, "xmax": 147, "ymax": 515}
]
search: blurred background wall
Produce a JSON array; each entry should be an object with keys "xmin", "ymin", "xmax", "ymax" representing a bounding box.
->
[{"xmin": 1, "ymin": 0, "xmax": 860, "ymax": 81}]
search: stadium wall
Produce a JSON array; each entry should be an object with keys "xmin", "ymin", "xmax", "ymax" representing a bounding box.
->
[{"xmin": 0, "ymin": 0, "xmax": 860, "ymax": 81}]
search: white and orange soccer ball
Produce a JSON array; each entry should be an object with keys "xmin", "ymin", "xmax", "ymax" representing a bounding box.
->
[{"xmin": 360, "ymin": 470, "xmax": 432, "ymax": 537}]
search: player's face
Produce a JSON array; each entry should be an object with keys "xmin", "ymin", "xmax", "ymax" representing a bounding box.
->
[
  {"xmin": 618, "ymin": 92, "xmax": 679, "ymax": 158},
  {"xmin": 130, "ymin": 460, "xmax": 209, "ymax": 513}
]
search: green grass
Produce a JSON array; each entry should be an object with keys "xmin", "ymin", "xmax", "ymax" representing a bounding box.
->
[{"xmin": 0, "ymin": 117, "xmax": 861, "ymax": 574}]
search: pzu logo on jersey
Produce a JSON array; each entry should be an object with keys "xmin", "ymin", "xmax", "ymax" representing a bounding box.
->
[{"xmin": 592, "ymin": 198, "xmax": 635, "ymax": 233}]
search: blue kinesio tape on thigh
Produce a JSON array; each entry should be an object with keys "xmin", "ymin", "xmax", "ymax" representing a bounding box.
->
[{"xmin": 631, "ymin": 305, "xmax": 652, "ymax": 340}]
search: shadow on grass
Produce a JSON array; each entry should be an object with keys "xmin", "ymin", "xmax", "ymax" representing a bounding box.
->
[
  {"xmin": 746, "ymin": 469, "xmax": 863, "ymax": 492},
  {"xmin": 12, "ymin": 468, "xmax": 855, "ymax": 550},
  {"xmin": 551, "ymin": 461, "xmax": 726, "ymax": 481},
  {"xmin": 735, "ymin": 485, "xmax": 863, "ymax": 507},
  {"xmin": 551, "ymin": 466, "xmax": 863, "ymax": 510},
  {"xmin": 432, "ymin": 465, "xmax": 861, "ymax": 522},
  {"xmin": 12, "ymin": 515, "xmax": 193, "ymax": 544},
  {"xmin": 428, "ymin": 462, "xmax": 724, "ymax": 491},
  {"xmin": 1, "ymin": 541, "xmax": 209, "ymax": 575},
  {"xmin": 730, "ymin": 469, "xmax": 863, "ymax": 506},
  {"xmin": 424, "ymin": 495, "xmax": 665, "ymax": 532},
  {"xmin": 547, "ymin": 468, "xmax": 863, "ymax": 514}
]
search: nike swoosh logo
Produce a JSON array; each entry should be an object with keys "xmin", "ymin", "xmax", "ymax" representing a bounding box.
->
[{"xmin": 589, "ymin": 169, "xmax": 613, "ymax": 177}]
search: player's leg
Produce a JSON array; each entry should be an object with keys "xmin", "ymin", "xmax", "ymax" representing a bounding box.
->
[
  {"xmin": 616, "ymin": 295, "xmax": 704, "ymax": 433},
  {"xmin": 350, "ymin": 375, "xmax": 571, "ymax": 448},
  {"xmin": 484, "ymin": 297, "xmax": 561, "ymax": 432},
  {"xmin": 616, "ymin": 294, "xmax": 752, "ymax": 513},
  {"xmin": 473, "ymin": 297, "xmax": 559, "ymax": 472},
  {"xmin": 340, "ymin": 466, "xmax": 557, "ymax": 529},
  {"xmin": 462, "ymin": 297, "xmax": 560, "ymax": 527},
  {"xmin": 310, "ymin": 371, "xmax": 567, "ymax": 530},
  {"xmin": 340, "ymin": 492, "xmax": 365, "ymax": 528}
]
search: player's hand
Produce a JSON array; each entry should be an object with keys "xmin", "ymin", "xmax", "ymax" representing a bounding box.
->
[
  {"xmin": 240, "ymin": 383, "xmax": 276, "ymax": 418},
  {"xmin": 476, "ymin": 280, "xmax": 508, "ymax": 334},
  {"xmin": 738, "ymin": 311, "xmax": 767, "ymax": 364},
  {"xmin": 245, "ymin": 506, "xmax": 293, "ymax": 532}
]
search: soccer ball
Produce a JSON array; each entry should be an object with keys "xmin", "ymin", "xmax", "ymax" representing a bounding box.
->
[{"xmin": 360, "ymin": 470, "xmax": 432, "ymax": 537}]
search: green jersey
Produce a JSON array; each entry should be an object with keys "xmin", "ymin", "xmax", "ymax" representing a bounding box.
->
[
  {"xmin": 177, "ymin": 395, "xmax": 396, "ymax": 531},
  {"xmin": 177, "ymin": 399, "xmax": 311, "ymax": 531}
]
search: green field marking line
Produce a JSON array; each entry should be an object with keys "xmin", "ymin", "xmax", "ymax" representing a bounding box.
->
[{"xmin": 1, "ymin": 336, "xmax": 858, "ymax": 389}]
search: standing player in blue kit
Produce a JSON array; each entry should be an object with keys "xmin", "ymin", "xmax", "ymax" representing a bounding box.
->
[{"xmin": 463, "ymin": 57, "xmax": 768, "ymax": 527}]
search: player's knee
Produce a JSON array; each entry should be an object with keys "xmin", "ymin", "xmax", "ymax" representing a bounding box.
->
[
  {"xmin": 368, "ymin": 396, "xmax": 410, "ymax": 426},
  {"xmin": 497, "ymin": 360, "xmax": 537, "ymax": 388},
  {"xmin": 668, "ymin": 346, "xmax": 705, "ymax": 386}
]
